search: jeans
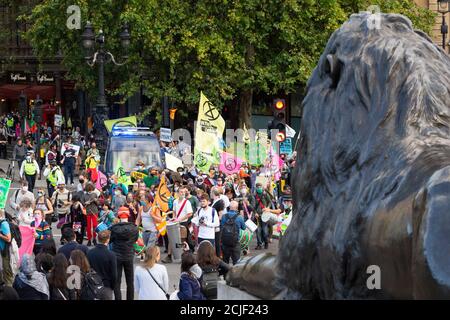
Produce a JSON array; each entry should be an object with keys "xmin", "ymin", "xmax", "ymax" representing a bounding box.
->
[
  {"xmin": 114, "ymin": 259, "xmax": 134, "ymax": 300},
  {"xmin": 256, "ymin": 219, "xmax": 269, "ymax": 247},
  {"xmin": 64, "ymin": 163, "xmax": 75, "ymax": 185},
  {"xmin": 142, "ymin": 230, "xmax": 158, "ymax": 248},
  {"xmin": 222, "ymin": 244, "xmax": 241, "ymax": 265},
  {"xmin": 86, "ymin": 214, "xmax": 98, "ymax": 241},
  {"xmin": 25, "ymin": 174, "xmax": 36, "ymax": 192},
  {"xmin": 47, "ymin": 182, "xmax": 55, "ymax": 200}
]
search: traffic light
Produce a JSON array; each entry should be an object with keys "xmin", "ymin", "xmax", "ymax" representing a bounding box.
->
[
  {"xmin": 270, "ymin": 99, "xmax": 287, "ymax": 142},
  {"xmin": 33, "ymin": 97, "xmax": 43, "ymax": 123}
]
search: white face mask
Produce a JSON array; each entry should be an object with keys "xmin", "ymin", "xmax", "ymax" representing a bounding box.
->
[
  {"xmin": 115, "ymin": 191, "xmax": 121, "ymax": 196},
  {"xmin": 240, "ymin": 189, "xmax": 247, "ymax": 195},
  {"xmin": 190, "ymin": 264, "xmax": 202, "ymax": 279},
  {"xmin": 21, "ymin": 186, "xmax": 28, "ymax": 192}
]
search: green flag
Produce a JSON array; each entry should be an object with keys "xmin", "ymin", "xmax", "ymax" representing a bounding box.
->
[
  {"xmin": 115, "ymin": 159, "xmax": 132, "ymax": 186},
  {"xmin": 0, "ymin": 178, "xmax": 12, "ymax": 209}
]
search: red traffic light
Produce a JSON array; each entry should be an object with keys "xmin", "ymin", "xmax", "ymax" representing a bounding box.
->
[{"xmin": 274, "ymin": 99, "xmax": 286, "ymax": 111}]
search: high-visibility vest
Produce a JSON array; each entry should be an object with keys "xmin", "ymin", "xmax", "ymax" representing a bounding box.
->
[
  {"xmin": 6, "ymin": 118, "xmax": 14, "ymax": 127},
  {"xmin": 24, "ymin": 161, "xmax": 37, "ymax": 175},
  {"xmin": 47, "ymin": 168, "xmax": 60, "ymax": 186}
]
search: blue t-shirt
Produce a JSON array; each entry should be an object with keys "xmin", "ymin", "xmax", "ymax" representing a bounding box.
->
[{"xmin": 0, "ymin": 220, "xmax": 11, "ymax": 251}]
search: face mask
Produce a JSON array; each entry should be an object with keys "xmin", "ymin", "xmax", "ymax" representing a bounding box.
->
[
  {"xmin": 79, "ymin": 179, "xmax": 85, "ymax": 184},
  {"xmin": 115, "ymin": 191, "xmax": 121, "ymax": 196},
  {"xmin": 174, "ymin": 187, "xmax": 179, "ymax": 192},
  {"xmin": 256, "ymin": 188, "xmax": 263, "ymax": 194},
  {"xmin": 26, "ymin": 156, "xmax": 31, "ymax": 161},
  {"xmin": 251, "ymin": 169, "xmax": 256, "ymax": 173},
  {"xmin": 190, "ymin": 264, "xmax": 202, "ymax": 279},
  {"xmin": 21, "ymin": 187, "xmax": 28, "ymax": 192},
  {"xmin": 140, "ymin": 201, "xmax": 146, "ymax": 206},
  {"xmin": 240, "ymin": 189, "xmax": 247, "ymax": 195},
  {"xmin": 37, "ymin": 192, "xmax": 44, "ymax": 197}
]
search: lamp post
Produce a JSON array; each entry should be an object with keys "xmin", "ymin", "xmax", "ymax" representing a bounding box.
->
[
  {"xmin": 438, "ymin": 0, "xmax": 450, "ymax": 51},
  {"xmin": 81, "ymin": 22, "xmax": 130, "ymax": 149}
]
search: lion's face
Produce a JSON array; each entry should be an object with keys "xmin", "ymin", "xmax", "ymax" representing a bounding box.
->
[{"xmin": 297, "ymin": 13, "xmax": 450, "ymax": 196}]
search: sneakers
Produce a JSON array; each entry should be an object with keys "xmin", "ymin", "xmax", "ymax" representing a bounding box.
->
[
  {"xmin": 162, "ymin": 255, "xmax": 172, "ymax": 264},
  {"xmin": 87, "ymin": 240, "xmax": 92, "ymax": 247}
]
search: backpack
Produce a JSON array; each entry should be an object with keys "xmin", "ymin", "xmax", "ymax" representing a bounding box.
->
[
  {"xmin": 201, "ymin": 266, "xmax": 220, "ymax": 300},
  {"xmin": 80, "ymin": 270, "xmax": 107, "ymax": 300},
  {"xmin": 0, "ymin": 219, "xmax": 22, "ymax": 248},
  {"xmin": 221, "ymin": 213, "xmax": 239, "ymax": 247}
]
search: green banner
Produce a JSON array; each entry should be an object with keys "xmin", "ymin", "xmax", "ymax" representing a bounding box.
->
[{"xmin": 0, "ymin": 178, "xmax": 12, "ymax": 209}]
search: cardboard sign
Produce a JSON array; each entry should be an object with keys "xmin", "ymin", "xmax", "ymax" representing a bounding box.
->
[
  {"xmin": 280, "ymin": 138, "xmax": 293, "ymax": 156},
  {"xmin": 165, "ymin": 152, "xmax": 183, "ymax": 172},
  {"xmin": 160, "ymin": 127, "xmax": 172, "ymax": 142},
  {"xmin": 0, "ymin": 178, "xmax": 12, "ymax": 209},
  {"xmin": 61, "ymin": 143, "xmax": 81, "ymax": 158},
  {"xmin": 54, "ymin": 115, "xmax": 63, "ymax": 127}
]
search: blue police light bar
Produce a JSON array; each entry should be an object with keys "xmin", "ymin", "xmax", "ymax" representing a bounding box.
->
[{"xmin": 111, "ymin": 126, "xmax": 155, "ymax": 137}]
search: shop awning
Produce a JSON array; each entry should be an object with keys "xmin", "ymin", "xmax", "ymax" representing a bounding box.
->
[{"xmin": 0, "ymin": 84, "xmax": 56, "ymax": 100}]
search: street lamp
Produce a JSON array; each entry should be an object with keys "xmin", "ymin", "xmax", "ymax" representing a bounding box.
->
[
  {"xmin": 438, "ymin": 0, "xmax": 450, "ymax": 51},
  {"xmin": 82, "ymin": 22, "xmax": 130, "ymax": 149}
]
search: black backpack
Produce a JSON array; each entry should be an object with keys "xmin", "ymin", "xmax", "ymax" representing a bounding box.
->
[
  {"xmin": 80, "ymin": 270, "xmax": 107, "ymax": 300},
  {"xmin": 221, "ymin": 213, "xmax": 239, "ymax": 247},
  {"xmin": 201, "ymin": 266, "xmax": 220, "ymax": 300},
  {"xmin": 0, "ymin": 219, "xmax": 22, "ymax": 248}
]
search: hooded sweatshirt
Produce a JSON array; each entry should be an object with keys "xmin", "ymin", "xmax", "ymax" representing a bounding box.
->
[{"xmin": 110, "ymin": 222, "xmax": 139, "ymax": 260}]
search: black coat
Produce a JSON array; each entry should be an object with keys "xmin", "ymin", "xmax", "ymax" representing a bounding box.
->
[
  {"xmin": 87, "ymin": 244, "xmax": 117, "ymax": 289},
  {"xmin": 110, "ymin": 222, "xmax": 139, "ymax": 261},
  {"xmin": 13, "ymin": 276, "xmax": 48, "ymax": 300}
]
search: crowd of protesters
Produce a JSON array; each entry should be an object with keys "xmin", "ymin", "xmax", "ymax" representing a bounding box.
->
[{"xmin": 0, "ymin": 112, "xmax": 295, "ymax": 301}]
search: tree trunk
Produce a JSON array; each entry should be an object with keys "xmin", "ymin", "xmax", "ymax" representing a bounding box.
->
[
  {"xmin": 238, "ymin": 43, "xmax": 255, "ymax": 129},
  {"xmin": 239, "ymin": 89, "xmax": 253, "ymax": 129}
]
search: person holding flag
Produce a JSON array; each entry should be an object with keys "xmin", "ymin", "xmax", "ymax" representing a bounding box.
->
[{"xmin": 85, "ymin": 142, "xmax": 100, "ymax": 183}]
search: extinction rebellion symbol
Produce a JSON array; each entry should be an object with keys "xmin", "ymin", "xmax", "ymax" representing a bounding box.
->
[
  {"xmin": 203, "ymin": 100, "xmax": 220, "ymax": 121},
  {"xmin": 225, "ymin": 157, "xmax": 237, "ymax": 171},
  {"xmin": 196, "ymin": 153, "xmax": 208, "ymax": 167}
]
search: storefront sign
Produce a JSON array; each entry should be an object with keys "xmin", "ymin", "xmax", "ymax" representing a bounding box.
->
[
  {"xmin": 9, "ymin": 72, "xmax": 27, "ymax": 83},
  {"xmin": 37, "ymin": 73, "xmax": 54, "ymax": 83}
]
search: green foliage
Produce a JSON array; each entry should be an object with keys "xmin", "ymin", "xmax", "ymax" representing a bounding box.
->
[{"xmin": 21, "ymin": 0, "xmax": 436, "ymax": 116}]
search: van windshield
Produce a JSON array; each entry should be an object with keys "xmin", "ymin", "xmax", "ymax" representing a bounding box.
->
[{"xmin": 108, "ymin": 137, "xmax": 161, "ymax": 173}]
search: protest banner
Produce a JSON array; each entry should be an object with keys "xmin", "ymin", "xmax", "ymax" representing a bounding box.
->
[
  {"xmin": 0, "ymin": 178, "xmax": 12, "ymax": 209},
  {"xmin": 219, "ymin": 152, "xmax": 243, "ymax": 175},
  {"xmin": 194, "ymin": 92, "xmax": 225, "ymax": 171},
  {"xmin": 104, "ymin": 116, "xmax": 137, "ymax": 132}
]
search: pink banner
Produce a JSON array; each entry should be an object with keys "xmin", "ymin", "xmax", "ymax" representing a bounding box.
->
[
  {"xmin": 219, "ymin": 152, "xmax": 243, "ymax": 175},
  {"xmin": 19, "ymin": 226, "xmax": 35, "ymax": 262},
  {"xmin": 96, "ymin": 170, "xmax": 108, "ymax": 190},
  {"xmin": 269, "ymin": 148, "xmax": 284, "ymax": 181}
]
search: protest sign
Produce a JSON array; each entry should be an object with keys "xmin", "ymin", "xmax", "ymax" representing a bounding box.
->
[
  {"xmin": 0, "ymin": 178, "xmax": 12, "ymax": 209},
  {"xmin": 61, "ymin": 143, "xmax": 81, "ymax": 158},
  {"xmin": 165, "ymin": 153, "xmax": 183, "ymax": 172},
  {"xmin": 160, "ymin": 128, "xmax": 172, "ymax": 142}
]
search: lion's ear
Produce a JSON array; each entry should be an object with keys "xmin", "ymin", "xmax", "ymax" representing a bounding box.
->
[{"xmin": 325, "ymin": 54, "xmax": 343, "ymax": 89}]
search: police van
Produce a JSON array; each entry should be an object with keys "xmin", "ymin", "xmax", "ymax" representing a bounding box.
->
[{"xmin": 104, "ymin": 126, "xmax": 162, "ymax": 175}]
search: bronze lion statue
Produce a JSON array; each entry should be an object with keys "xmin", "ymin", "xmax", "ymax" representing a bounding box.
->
[{"xmin": 227, "ymin": 12, "xmax": 450, "ymax": 299}]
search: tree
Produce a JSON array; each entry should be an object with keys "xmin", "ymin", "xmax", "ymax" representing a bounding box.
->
[{"xmin": 22, "ymin": 0, "xmax": 435, "ymax": 129}]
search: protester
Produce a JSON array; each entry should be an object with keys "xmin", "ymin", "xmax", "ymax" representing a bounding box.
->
[
  {"xmin": 197, "ymin": 240, "xmax": 230, "ymax": 299},
  {"xmin": 68, "ymin": 250, "xmax": 90, "ymax": 300},
  {"xmin": 12, "ymin": 138, "xmax": 27, "ymax": 167},
  {"xmin": 0, "ymin": 209, "xmax": 13, "ymax": 286},
  {"xmin": 252, "ymin": 182, "xmax": 274, "ymax": 250},
  {"xmin": 134, "ymin": 246, "xmax": 169, "ymax": 300},
  {"xmin": 0, "ymin": 273, "xmax": 19, "ymax": 300},
  {"xmin": 34, "ymin": 188, "xmax": 54, "ymax": 227},
  {"xmin": 177, "ymin": 252, "xmax": 205, "ymax": 300},
  {"xmin": 69, "ymin": 194, "xmax": 86, "ymax": 244},
  {"xmin": 17, "ymin": 199, "xmax": 34, "ymax": 227},
  {"xmin": 85, "ymin": 142, "xmax": 100, "ymax": 182},
  {"xmin": 135, "ymin": 198, "xmax": 161, "ymax": 248},
  {"xmin": 110, "ymin": 211, "xmax": 139, "ymax": 300},
  {"xmin": 195, "ymin": 194, "xmax": 219, "ymax": 246},
  {"xmin": 61, "ymin": 140, "xmax": 77, "ymax": 186},
  {"xmin": 82, "ymin": 183, "xmax": 99, "ymax": 246},
  {"xmin": 221, "ymin": 200, "xmax": 246, "ymax": 265},
  {"xmin": 35, "ymin": 252, "xmax": 54, "ymax": 276},
  {"xmin": 51, "ymin": 181, "xmax": 72, "ymax": 231},
  {"xmin": 47, "ymin": 253, "xmax": 73, "ymax": 300},
  {"xmin": 13, "ymin": 254, "xmax": 49, "ymax": 300},
  {"xmin": 10, "ymin": 181, "xmax": 35, "ymax": 214},
  {"xmin": 31, "ymin": 209, "xmax": 52, "ymax": 255},
  {"xmin": 58, "ymin": 228, "xmax": 89, "ymax": 260},
  {"xmin": 0, "ymin": 123, "xmax": 7, "ymax": 159},
  {"xmin": 87, "ymin": 230, "xmax": 116, "ymax": 299}
]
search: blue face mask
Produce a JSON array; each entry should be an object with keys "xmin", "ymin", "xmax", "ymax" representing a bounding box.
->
[{"xmin": 140, "ymin": 201, "xmax": 146, "ymax": 206}]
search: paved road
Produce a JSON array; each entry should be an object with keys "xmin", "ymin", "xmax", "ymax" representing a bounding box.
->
[{"xmin": 0, "ymin": 158, "xmax": 278, "ymax": 299}]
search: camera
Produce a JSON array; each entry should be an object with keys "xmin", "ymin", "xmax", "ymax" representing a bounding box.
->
[{"xmin": 199, "ymin": 216, "xmax": 206, "ymax": 225}]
